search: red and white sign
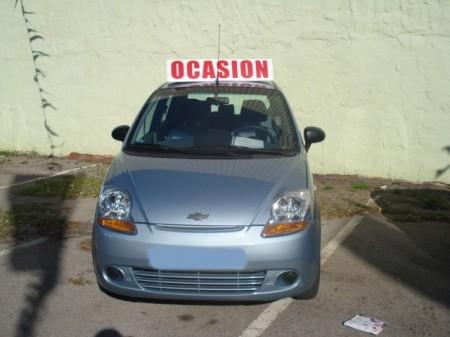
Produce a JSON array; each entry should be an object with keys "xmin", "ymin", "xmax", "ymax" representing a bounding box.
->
[{"xmin": 167, "ymin": 59, "xmax": 273, "ymax": 82}]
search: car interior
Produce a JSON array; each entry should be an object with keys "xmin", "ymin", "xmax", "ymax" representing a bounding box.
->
[{"xmin": 136, "ymin": 95, "xmax": 283, "ymax": 149}]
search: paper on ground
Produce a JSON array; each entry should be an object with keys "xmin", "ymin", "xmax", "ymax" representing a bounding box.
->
[{"xmin": 343, "ymin": 315, "xmax": 385, "ymax": 335}]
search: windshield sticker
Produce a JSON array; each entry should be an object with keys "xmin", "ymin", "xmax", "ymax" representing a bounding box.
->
[
  {"xmin": 167, "ymin": 59, "xmax": 273, "ymax": 82},
  {"xmin": 232, "ymin": 136, "xmax": 265, "ymax": 149}
]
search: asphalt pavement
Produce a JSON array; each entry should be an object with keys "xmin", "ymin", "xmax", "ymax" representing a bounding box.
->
[{"xmin": 0, "ymin": 214, "xmax": 448, "ymax": 337}]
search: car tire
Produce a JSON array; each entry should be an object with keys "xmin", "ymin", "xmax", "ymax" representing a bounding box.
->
[{"xmin": 292, "ymin": 269, "xmax": 320, "ymax": 300}]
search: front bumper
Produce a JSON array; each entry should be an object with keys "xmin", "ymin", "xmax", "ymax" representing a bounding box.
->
[{"xmin": 93, "ymin": 219, "xmax": 320, "ymax": 302}]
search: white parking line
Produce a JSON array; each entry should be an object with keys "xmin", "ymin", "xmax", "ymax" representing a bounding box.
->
[
  {"xmin": 0, "ymin": 164, "xmax": 99, "ymax": 190},
  {"xmin": 320, "ymin": 215, "xmax": 363, "ymax": 265},
  {"xmin": 0, "ymin": 237, "xmax": 48, "ymax": 257},
  {"xmin": 238, "ymin": 215, "xmax": 364, "ymax": 337}
]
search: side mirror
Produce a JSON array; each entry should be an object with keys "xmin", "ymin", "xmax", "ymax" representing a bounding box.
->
[
  {"xmin": 304, "ymin": 126, "xmax": 325, "ymax": 152},
  {"xmin": 111, "ymin": 125, "xmax": 130, "ymax": 142}
]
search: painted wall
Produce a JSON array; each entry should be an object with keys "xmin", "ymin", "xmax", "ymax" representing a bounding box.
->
[{"xmin": 0, "ymin": 0, "xmax": 449, "ymax": 183}]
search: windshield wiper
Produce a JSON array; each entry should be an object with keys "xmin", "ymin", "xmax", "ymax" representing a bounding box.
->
[
  {"xmin": 128, "ymin": 143, "xmax": 241, "ymax": 157},
  {"xmin": 181, "ymin": 145, "xmax": 296, "ymax": 156},
  {"xmin": 178, "ymin": 145, "xmax": 241, "ymax": 157},
  {"xmin": 128, "ymin": 143, "xmax": 192, "ymax": 154},
  {"xmin": 229, "ymin": 146, "xmax": 296, "ymax": 156}
]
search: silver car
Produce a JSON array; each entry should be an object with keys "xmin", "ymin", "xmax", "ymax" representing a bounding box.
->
[{"xmin": 93, "ymin": 81, "xmax": 325, "ymax": 301}]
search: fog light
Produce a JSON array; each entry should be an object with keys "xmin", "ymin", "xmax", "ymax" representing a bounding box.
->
[
  {"xmin": 277, "ymin": 271, "xmax": 298, "ymax": 287},
  {"xmin": 106, "ymin": 267, "xmax": 124, "ymax": 281}
]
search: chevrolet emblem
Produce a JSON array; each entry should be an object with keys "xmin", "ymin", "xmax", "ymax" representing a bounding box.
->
[{"xmin": 187, "ymin": 212, "xmax": 209, "ymax": 221}]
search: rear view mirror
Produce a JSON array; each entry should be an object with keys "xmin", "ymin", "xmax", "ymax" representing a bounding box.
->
[
  {"xmin": 112, "ymin": 125, "xmax": 130, "ymax": 142},
  {"xmin": 304, "ymin": 126, "xmax": 325, "ymax": 152},
  {"xmin": 207, "ymin": 97, "xmax": 230, "ymax": 105}
]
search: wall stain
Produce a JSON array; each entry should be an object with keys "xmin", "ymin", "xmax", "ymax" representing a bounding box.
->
[{"xmin": 14, "ymin": 0, "xmax": 59, "ymax": 156}]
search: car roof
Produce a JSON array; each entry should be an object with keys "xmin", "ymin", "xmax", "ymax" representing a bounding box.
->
[{"xmin": 158, "ymin": 81, "xmax": 279, "ymax": 90}]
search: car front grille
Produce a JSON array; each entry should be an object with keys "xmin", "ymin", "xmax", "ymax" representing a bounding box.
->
[{"xmin": 132, "ymin": 268, "xmax": 266, "ymax": 294}]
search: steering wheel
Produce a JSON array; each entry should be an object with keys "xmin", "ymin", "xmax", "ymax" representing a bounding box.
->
[{"xmin": 232, "ymin": 125, "xmax": 277, "ymax": 144}]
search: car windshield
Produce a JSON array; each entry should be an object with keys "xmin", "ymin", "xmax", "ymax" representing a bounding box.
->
[{"xmin": 126, "ymin": 85, "xmax": 299, "ymax": 157}]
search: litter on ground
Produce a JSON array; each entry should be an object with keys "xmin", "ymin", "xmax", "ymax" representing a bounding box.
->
[{"xmin": 343, "ymin": 315, "xmax": 385, "ymax": 335}]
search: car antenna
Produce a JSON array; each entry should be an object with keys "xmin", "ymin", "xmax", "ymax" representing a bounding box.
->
[{"xmin": 215, "ymin": 24, "xmax": 221, "ymax": 91}]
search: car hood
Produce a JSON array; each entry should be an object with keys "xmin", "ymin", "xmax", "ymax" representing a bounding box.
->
[{"xmin": 106, "ymin": 153, "xmax": 309, "ymax": 226}]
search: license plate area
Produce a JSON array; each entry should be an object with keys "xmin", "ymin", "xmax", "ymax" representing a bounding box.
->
[{"xmin": 148, "ymin": 245, "xmax": 246, "ymax": 270}]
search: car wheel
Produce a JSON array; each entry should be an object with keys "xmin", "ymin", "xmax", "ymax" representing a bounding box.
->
[{"xmin": 293, "ymin": 269, "xmax": 320, "ymax": 300}]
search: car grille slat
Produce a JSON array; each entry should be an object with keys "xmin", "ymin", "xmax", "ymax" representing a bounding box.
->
[
  {"xmin": 155, "ymin": 224, "xmax": 244, "ymax": 233},
  {"xmin": 134, "ymin": 277, "xmax": 262, "ymax": 286},
  {"xmin": 132, "ymin": 268, "xmax": 266, "ymax": 295}
]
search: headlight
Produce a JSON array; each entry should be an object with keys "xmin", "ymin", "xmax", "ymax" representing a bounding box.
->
[
  {"xmin": 262, "ymin": 190, "xmax": 311, "ymax": 237},
  {"xmin": 99, "ymin": 188, "xmax": 131, "ymax": 219},
  {"xmin": 97, "ymin": 188, "xmax": 136, "ymax": 234}
]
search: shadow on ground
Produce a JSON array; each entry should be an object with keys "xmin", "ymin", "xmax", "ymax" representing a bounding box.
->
[
  {"xmin": 343, "ymin": 188, "xmax": 450, "ymax": 308},
  {"xmin": 8, "ymin": 174, "xmax": 75, "ymax": 337},
  {"xmin": 94, "ymin": 329, "xmax": 124, "ymax": 337}
]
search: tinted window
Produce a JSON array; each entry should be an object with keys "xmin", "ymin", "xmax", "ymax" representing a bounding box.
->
[{"xmin": 128, "ymin": 86, "xmax": 299, "ymax": 155}]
